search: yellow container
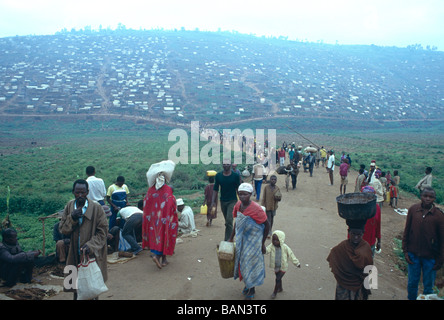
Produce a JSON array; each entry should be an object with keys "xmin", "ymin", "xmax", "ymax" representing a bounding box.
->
[
  {"xmin": 217, "ymin": 245, "xmax": 235, "ymax": 279},
  {"xmin": 207, "ymin": 170, "xmax": 217, "ymax": 177},
  {"xmin": 200, "ymin": 205, "xmax": 208, "ymax": 215}
]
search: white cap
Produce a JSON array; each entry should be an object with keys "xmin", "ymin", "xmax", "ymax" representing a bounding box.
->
[
  {"xmin": 238, "ymin": 183, "xmax": 254, "ymax": 193},
  {"xmin": 176, "ymin": 198, "xmax": 184, "ymax": 206}
]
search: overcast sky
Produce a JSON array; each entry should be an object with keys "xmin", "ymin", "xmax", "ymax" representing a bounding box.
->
[{"xmin": 0, "ymin": 0, "xmax": 443, "ymax": 50}]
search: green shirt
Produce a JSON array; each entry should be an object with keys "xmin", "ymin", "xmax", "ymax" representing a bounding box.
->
[{"xmin": 213, "ymin": 171, "xmax": 240, "ymax": 202}]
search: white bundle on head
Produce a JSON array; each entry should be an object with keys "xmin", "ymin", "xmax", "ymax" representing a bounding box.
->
[{"xmin": 146, "ymin": 160, "xmax": 176, "ymax": 189}]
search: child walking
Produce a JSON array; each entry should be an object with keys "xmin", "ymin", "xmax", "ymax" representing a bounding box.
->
[
  {"xmin": 203, "ymin": 176, "xmax": 217, "ymax": 226},
  {"xmin": 261, "ymin": 175, "xmax": 282, "ymax": 238},
  {"xmin": 389, "ymin": 180, "xmax": 398, "ymax": 208},
  {"xmin": 266, "ymin": 230, "xmax": 301, "ymax": 299}
]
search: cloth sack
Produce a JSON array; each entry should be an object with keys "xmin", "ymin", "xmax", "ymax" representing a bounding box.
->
[
  {"xmin": 77, "ymin": 256, "xmax": 108, "ymax": 300},
  {"xmin": 146, "ymin": 160, "xmax": 176, "ymax": 188}
]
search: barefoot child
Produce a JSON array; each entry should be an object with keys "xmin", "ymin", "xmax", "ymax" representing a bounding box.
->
[
  {"xmin": 389, "ymin": 180, "xmax": 398, "ymax": 208},
  {"xmin": 261, "ymin": 175, "xmax": 282, "ymax": 237},
  {"xmin": 203, "ymin": 176, "xmax": 217, "ymax": 226},
  {"xmin": 266, "ymin": 230, "xmax": 301, "ymax": 299}
]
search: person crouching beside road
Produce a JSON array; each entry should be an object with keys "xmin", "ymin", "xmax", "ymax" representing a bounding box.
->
[
  {"xmin": 59, "ymin": 179, "xmax": 108, "ymax": 299},
  {"xmin": 0, "ymin": 228, "xmax": 41, "ymax": 287},
  {"xmin": 177, "ymin": 198, "xmax": 196, "ymax": 235},
  {"xmin": 116, "ymin": 199, "xmax": 144, "ymax": 255},
  {"xmin": 402, "ymin": 187, "xmax": 444, "ymax": 300}
]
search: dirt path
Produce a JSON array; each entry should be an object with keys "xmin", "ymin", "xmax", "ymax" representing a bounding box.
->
[{"xmin": 42, "ymin": 162, "xmax": 415, "ymax": 301}]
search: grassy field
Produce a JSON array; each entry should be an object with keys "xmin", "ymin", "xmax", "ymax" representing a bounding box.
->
[
  {"xmin": 276, "ymin": 118, "xmax": 444, "ymax": 203},
  {"xmin": 0, "ymin": 116, "xmax": 443, "ymax": 255}
]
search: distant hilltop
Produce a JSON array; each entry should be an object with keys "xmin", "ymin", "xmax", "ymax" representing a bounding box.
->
[{"xmin": 0, "ymin": 29, "xmax": 443, "ymax": 124}]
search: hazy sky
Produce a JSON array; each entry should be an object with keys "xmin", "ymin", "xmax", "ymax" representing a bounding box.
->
[{"xmin": 0, "ymin": 0, "xmax": 443, "ymax": 50}]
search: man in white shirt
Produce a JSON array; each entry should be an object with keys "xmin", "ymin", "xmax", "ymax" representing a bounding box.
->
[
  {"xmin": 177, "ymin": 199, "xmax": 196, "ymax": 235},
  {"xmin": 327, "ymin": 151, "xmax": 335, "ymax": 186},
  {"xmin": 85, "ymin": 166, "xmax": 107, "ymax": 205},
  {"xmin": 116, "ymin": 200, "xmax": 143, "ymax": 255},
  {"xmin": 252, "ymin": 162, "xmax": 266, "ymax": 201}
]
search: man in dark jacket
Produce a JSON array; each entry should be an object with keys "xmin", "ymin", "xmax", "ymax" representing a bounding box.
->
[
  {"xmin": 0, "ymin": 228, "xmax": 40, "ymax": 287},
  {"xmin": 402, "ymin": 187, "xmax": 444, "ymax": 300}
]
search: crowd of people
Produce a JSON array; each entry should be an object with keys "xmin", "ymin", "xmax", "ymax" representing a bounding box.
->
[{"xmin": 0, "ymin": 143, "xmax": 442, "ymax": 301}]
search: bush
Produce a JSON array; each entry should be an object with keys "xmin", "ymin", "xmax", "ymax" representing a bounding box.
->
[{"xmin": 0, "ymin": 195, "xmax": 68, "ymax": 216}]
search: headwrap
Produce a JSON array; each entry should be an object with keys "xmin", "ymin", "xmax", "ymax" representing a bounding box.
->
[
  {"xmin": 374, "ymin": 169, "xmax": 382, "ymax": 179},
  {"xmin": 238, "ymin": 183, "xmax": 253, "ymax": 193},
  {"xmin": 361, "ymin": 185, "xmax": 375, "ymax": 193}
]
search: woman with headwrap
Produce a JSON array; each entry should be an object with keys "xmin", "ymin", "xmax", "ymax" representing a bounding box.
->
[
  {"xmin": 142, "ymin": 160, "xmax": 178, "ymax": 269},
  {"xmin": 229, "ymin": 183, "xmax": 270, "ymax": 300}
]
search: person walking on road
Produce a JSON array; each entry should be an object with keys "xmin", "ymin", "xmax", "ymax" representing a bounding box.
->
[
  {"xmin": 211, "ymin": 159, "xmax": 241, "ymax": 241},
  {"xmin": 229, "ymin": 183, "xmax": 270, "ymax": 300},
  {"xmin": 327, "ymin": 150, "xmax": 335, "ymax": 186}
]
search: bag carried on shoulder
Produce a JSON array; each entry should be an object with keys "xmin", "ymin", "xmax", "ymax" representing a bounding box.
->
[{"xmin": 77, "ymin": 255, "xmax": 108, "ymax": 300}]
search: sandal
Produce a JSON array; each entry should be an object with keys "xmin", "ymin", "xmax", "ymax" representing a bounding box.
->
[{"xmin": 243, "ymin": 287, "xmax": 254, "ymax": 299}]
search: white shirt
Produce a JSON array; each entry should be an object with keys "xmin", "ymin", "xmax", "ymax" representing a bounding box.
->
[
  {"xmin": 416, "ymin": 174, "xmax": 433, "ymax": 191},
  {"xmin": 178, "ymin": 206, "xmax": 196, "ymax": 234},
  {"xmin": 327, "ymin": 155, "xmax": 335, "ymax": 170},
  {"xmin": 118, "ymin": 206, "xmax": 142, "ymax": 220},
  {"xmin": 253, "ymin": 164, "xmax": 266, "ymax": 180},
  {"xmin": 86, "ymin": 176, "xmax": 106, "ymax": 202}
]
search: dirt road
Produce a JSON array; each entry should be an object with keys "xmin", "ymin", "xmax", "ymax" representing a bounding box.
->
[{"xmin": 42, "ymin": 162, "xmax": 415, "ymax": 301}]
